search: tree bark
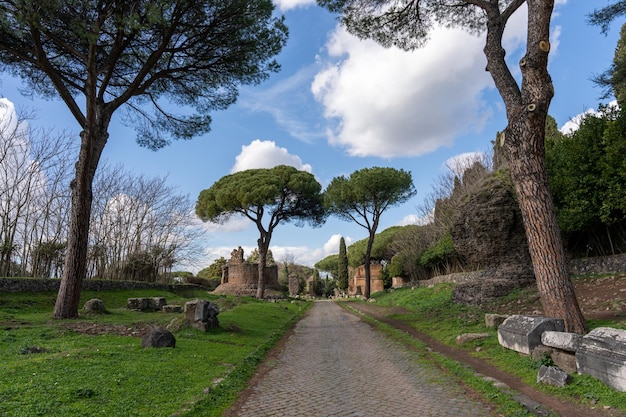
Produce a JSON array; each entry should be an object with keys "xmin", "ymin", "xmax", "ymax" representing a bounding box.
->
[
  {"xmin": 489, "ymin": 0, "xmax": 587, "ymax": 333},
  {"xmin": 53, "ymin": 126, "xmax": 108, "ymax": 319},
  {"xmin": 256, "ymin": 236, "xmax": 269, "ymax": 299},
  {"xmin": 363, "ymin": 229, "xmax": 376, "ymax": 299}
]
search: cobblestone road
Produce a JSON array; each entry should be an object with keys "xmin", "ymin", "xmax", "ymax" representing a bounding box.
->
[{"xmin": 229, "ymin": 301, "xmax": 493, "ymax": 417}]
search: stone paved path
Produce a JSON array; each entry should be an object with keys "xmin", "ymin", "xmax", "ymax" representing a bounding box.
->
[{"xmin": 228, "ymin": 301, "xmax": 493, "ymax": 417}]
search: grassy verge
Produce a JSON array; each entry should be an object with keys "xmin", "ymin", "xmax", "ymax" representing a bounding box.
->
[
  {"xmin": 363, "ymin": 284, "xmax": 626, "ymax": 413},
  {"xmin": 0, "ymin": 289, "xmax": 309, "ymax": 417}
]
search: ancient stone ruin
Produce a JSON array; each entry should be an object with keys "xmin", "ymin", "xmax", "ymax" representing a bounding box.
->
[
  {"xmin": 184, "ymin": 299, "xmax": 220, "ymax": 331},
  {"xmin": 212, "ymin": 247, "xmax": 280, "ymax": 297},
  {"xmin": 450, "ymin": 170, "xmax": 535, "ymax": 305},
  {"xmin": 497, "ymin": 314, "xmax": 626, "ymax": 391},
  {"xmin": 348, "ymin": 263, "xmax": 384, "ymax": 296}
]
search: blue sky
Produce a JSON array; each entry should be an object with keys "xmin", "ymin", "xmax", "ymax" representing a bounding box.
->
[{"xmin": 0, "ymin": 1, "xmax": 622, "ymax": 272}]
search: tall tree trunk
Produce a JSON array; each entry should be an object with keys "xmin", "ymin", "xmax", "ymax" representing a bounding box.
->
[
  {"xmin": 256, "ymin": 237, "xmax": 268, "ymax": 299},
  {"xmin": 53, "ymin": 128, "xmax": 108, "ymax": 319},
  {"xmin": 363, "ymin": 230, "xmax": 376, "ymax": 299},
  {"xmin": 489, "ymin": 0, "xmax": 587, "ymax": 333}
]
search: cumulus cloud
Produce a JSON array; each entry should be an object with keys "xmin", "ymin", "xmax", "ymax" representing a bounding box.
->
[
  {"xmin": 272, "ymin": 0, "xmax": 315, "ymax": 12},
  {"xmin": 398, "ymin": 213, "xmax": 433, "ymax": 226},
  {"xmin": 312, "ymin": 26, "xmax": 494, "ymax": 158},
  {"xmin": 231, "ymin": 139, "xmax": 313, "ymax": 173},
  {"xmin": 310, "ymin": 5, "xmax": 537, "ymax": 158}
]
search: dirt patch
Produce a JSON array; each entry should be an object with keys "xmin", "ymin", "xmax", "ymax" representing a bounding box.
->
[{"xmin": 61, "ymin": 322, "xmax": 156, "ymax": 338}]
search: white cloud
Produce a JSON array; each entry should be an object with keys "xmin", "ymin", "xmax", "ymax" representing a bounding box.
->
[
  {"xmin": 231, "ymin": 139, "xmax": 313, "ymax": 173},
  {"xmin": 312, "ymin": 26, "xmax": 496, "ymax": 158},
  {"xmin": 272, "ymin": 0, "xmax": 315, "ymax": 12},
  {"xmin": 398, "ymin": 213, "xmax": 433, "ymax": 226},
  {"xmin": 309, "ymin": 4, "xmax": 541, "ymax": 159},
  {"xmin": 560, "ymin": 101, "xmax": 619, "ymax": 134},
  {"xmin": 195, "ymin": 213, "xmax": 251, "ymax": 233}
]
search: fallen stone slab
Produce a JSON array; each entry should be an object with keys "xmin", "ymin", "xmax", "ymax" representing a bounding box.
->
[
  {"xmin": 537, "ymin": 365, "xmax": 571, "ymax": 387},
  {"xmin": 541, "ymin": 331, "xmax": 581, "ymax": 353},
  {"xmin": 576, "ymin": 327, "xmax": 626, "ymax": 391},
  {"xmin": 497, "ymin": 315, "xmax": 564, "ymax": 355}
]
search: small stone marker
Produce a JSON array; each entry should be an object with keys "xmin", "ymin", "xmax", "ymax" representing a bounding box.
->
[
  {"xmin": 576, "ymin": 327, "xmax": 626, "ymax": 391},
  {"xmin": 537, "ymin": 365, "xmax": 571, "ymax": 387},
  {"xmin": 141, "ymin": 327, "xmax": 176, "ymax": 348},
  {"xmin": 497, "ymin": 315, "xmax": 564, "ymax": 355}
]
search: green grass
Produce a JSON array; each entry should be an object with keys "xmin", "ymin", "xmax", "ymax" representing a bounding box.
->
[
  {"xmin": 365, "ymin": 285, "xmax": 626, "ymax": 413},
  {"xmin": 0, "ymin": 289, "xmax": 309, "ymax": 417}
]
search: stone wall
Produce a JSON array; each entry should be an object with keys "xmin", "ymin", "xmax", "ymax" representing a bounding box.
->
[
  {"xmin": 569, "ymin": 253, "xmax": 626, "ymax": 275},
  {"xmin": 417, "ymin": 253, "xmax": 626, "ymax": 289},
  {"xmin": 0, "ymin": 278, "xmax": 201, "ymax": 293}
]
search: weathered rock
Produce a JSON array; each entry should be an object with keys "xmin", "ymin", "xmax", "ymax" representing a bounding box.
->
[
  {"xmin": 455, "ymin": 333, "xmax": 490, "ymax": 345},
  {"xmin": 83, "ymin": 298, "xmax": 106, "ymax": 313},
  {"xmin": 450, "ymin": 169, "xmax": 532, "ymax": 269},
  {"xmin": 497, "ymin": 315, "xmax": 564, "ymax": 355},
  {"xmin": 576, "ymin": 327, "xmax": 626, "ymax": 391},
  {"xmin": 127, "ymin": 297, "xmax": 148, "ymax": 311},
  {"xmin": 485, "ymin": 313, "xmax": 509, "ymax": 328},
  {"xmin": 141, "ymin": 327, "xmax": 176, "ymax": 348},
  {"xmin": 541, "ymin": 331, "xmax": 581, "ymax": 353},
  {"xmin": 537, "ymin": 365, "xmax": 571, "ymax": 387}
]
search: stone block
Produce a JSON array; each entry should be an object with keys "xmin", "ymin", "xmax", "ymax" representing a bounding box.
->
[
  {"xmin": 497, "ymin": 315, "xmax": 564, "ymax": 355},
  {"xmin": 195, "ymin": 299, "xmax": 210, "ymax": 322},
  {"xmin": 162, "ymin": 305, "xmax": 182, "ymax": 313},
  {"xmin": 541, "ymin": 331, "xmax": 581, "ymax": 353},
  {"xmin": 576, "ymin": 327, "xmax": 626, "ymax": 391},
  {"xmin": 127, "ymin": 297, "xmax": 148, "ymax": 311},
  {"xmin": 184, "ymin": 299, "xmax": 199, "ymax": 321},
  {"xmin": 148, "ymin": 297, "xmax": 166, "ymax": 311},
  {"xmin": 537, "ymin": 365, "xmax": 571, "ymax": 387},
  {"xmin": 485, "ymin": 313, "xmax": 509, "ymax": 328},
  {"xmin": 553, "ymin": 350, "xmax": 577, "ymax": 374}
]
